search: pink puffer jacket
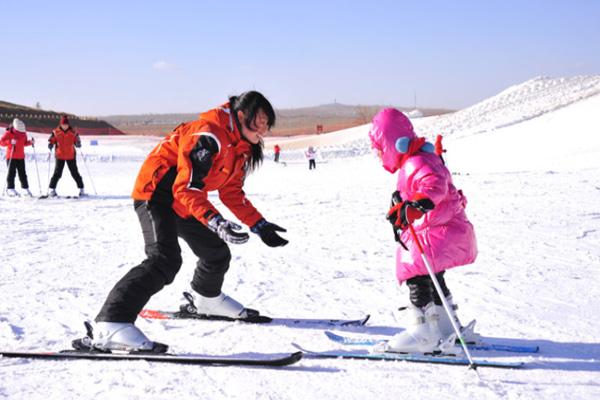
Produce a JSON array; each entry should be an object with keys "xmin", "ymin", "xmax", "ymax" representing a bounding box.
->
[{"xmin": 369, "ymin": 108, "xmax": 478, "ymax": 282}]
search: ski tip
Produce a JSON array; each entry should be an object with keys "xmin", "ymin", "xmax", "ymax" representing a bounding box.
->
[
  {"xmin": 290, "ymin": 351, "xmax": 303, "ymax": 362},
  {"xmin": 139, "ymin": 309, "xmax": 168, "ymax": 319},
  {"xmin": 338, "ymin": 314, "xmax": 370, "ymax": 327},
  {"xmin": 324, "ymin": 331, "xmax": 342, "ymax": 340}
]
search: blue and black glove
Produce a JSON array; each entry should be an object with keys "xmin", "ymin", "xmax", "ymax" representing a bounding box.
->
[{"xmin": 251, "ymin": 218, "xmax": 288, "ymax": 247}]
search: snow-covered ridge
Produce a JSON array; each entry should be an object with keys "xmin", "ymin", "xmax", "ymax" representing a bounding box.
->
[
  {"xmin": 301, "ymin": 75, "xmax": 600, "ymax": 158},
  {"xmin": 414, "ymin": 75, "xmax": 600, "ymax": 138}
]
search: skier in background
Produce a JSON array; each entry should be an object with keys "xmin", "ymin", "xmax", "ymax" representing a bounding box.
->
[
  {"xmin": 368, "ymin": 108, "xmax": 478, "ymax": 354},
  {"xmin": 274, "ymin": 144, "xmax": 281, "ymax": 162},
  {"xmin": 47, "ymin": 115, "xmax": 85, "ymax": 197},
  {"xmin": 434, "ymin": 134, "xmax": 446, "ymax": 165},
  {"xmin": 76, "ymin": 91, "xmax": 289, "ymax": 353},
  {"xmin": 305, "ymin": 146, "xmax": 317, "ymax": 169},
  {"xmin": 1, "ymin": 118, "xmax": 33, "ymax": 197}
]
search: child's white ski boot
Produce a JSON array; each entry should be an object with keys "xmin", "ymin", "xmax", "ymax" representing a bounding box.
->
[
  {"xmin": 375, "ymin": 303, "xmax": 455, "ymax": 354},
  {"xmin": 436, "ymin": 296, "xmax": 481, "ymax": 344}
]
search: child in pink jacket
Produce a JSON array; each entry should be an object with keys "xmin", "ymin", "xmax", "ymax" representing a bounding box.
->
[{"xmin": 368, "ymin": 108, "xmax": 478, "ymax": 353}]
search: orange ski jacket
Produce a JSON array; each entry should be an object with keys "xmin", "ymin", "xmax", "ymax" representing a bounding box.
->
[
  {"xmin": 0, "ymin": 128, "xmax": 33, "ymax": 159},
  {"xmin": 132, "ymin": 103, "xmax": 263, "ymax": 227},
  {"xmin": 49, "ymin": 127, "xmax": 80, "ymax": 160}
]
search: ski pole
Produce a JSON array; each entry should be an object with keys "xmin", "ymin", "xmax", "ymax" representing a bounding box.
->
[
  {"xmin": 77, "ymin": 147, "xmax": 97, "ymax": 195},
  {"xmin": 46, "ymin": 147, "xmax": 53, "ymax": 196},
  {"xmin": 2, "ymin": 142, "xmax": 15, "ymax": 196},
  {"xmin": 407, "ymin": 223, "xmax": 479, "ymax": 370},
  {"xmin": 31, "ymin": 137, "xmax": 42, "ymax": 196}
]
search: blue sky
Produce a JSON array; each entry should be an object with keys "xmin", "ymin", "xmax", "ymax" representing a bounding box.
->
[{"xmin": 2, "ymin": 0, "xmax": 599, "ymax": 115}]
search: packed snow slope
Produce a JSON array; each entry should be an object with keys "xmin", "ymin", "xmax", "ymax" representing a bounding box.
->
[
  {"xmin": 278, "ymin": 75, "xmax": 600, "ymax": 165},
  {"xmin": 1, "ymin": 76, "xmax": 599, "ymax": 399}
]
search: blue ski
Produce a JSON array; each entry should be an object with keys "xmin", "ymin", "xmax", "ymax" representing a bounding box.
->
[
  {"xmin": 324, "ymin": 331, "xmax": 539, "ymax": 353},
  {"xmin": 292, "ymin": 343, "xmax": 524, "ymax": 369}
]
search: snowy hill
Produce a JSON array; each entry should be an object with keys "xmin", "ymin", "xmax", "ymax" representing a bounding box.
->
[
  {"xmin": 272, "ymin": 75, "xmax": 600, "ymax": 172},
  {"xmin": 416, "ymin": 75, "xmax": 600, "ymax": 138},
  {"xmin": 1, "ymin": 76, "xmax": 600, "ymax": 399}
]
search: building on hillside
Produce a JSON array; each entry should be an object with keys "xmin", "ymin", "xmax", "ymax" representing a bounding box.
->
[{"xmin": 0, "ymin": 101, "xmax": 124, "ymax": 135}]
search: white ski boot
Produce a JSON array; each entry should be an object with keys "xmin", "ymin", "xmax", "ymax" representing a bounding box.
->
[
  {"xmin": 78, "ymin": 188, "xmax": 86, "ymax": 197},
  {"xmin": 193, "ymin": 292, "xmax": 249, "ymax": 319},
  {"xmin": 90, "ymin": 322, "xmax": 166, "ymax": 353},
  {"xmin": 436, "ymin": 296, "xmax": 481, "ymax": 344},
  {"xmin": 376, "ymin": 303, "xmax": 451, "ymax": 354},
  {"xmin": 181, "ymin": 291, "xmax": 268, "ymax": 322},
  {"xmin": 48, "ymin": 188, "xmax": 58, "ymax": 197},
  {"xmin": 6, "ymin": 188, "xmax": 18, "ymax": 197},
  {"xmin": 24, "ymin": 189, "xmax": 33, "ymax": 197}
]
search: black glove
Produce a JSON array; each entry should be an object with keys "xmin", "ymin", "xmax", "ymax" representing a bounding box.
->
[
  {"xmin": 386, "ymin": 191, "xmax": 403, "ymax": 242},
  {"xmin": 395, "ymin": 198, "xmax": 435, "ymax": 229},
  {"xmin": 48, "ymin": 143, "xmax": 54, "ymax": 150},
  {"xmin": 207, "ymin": 215, "xmax": 249, "ymax": 244},
  {"xmin": 251, "ymin": 218, "xmax": 288, "ymax": 247},
  {"xmin": 75, "ymin": 141, "xmax": 82, "ymax": 148}
]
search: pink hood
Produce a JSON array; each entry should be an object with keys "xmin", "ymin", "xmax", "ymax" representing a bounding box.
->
[{"xmin": 368, "ymin": 108, "xmax": 415, "ymax": 173}]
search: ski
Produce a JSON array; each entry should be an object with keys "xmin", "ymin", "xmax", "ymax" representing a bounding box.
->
[
  {"xmin": 292, "ymin": 344, "xmax": 523, "ymax": 369},
  {"xmin": 141, "ymin": 293, "xmax": 369, "ymax": 327},
  {"xmin": 324, "ymin": 331, "xmax": 539, "ymax": 353},
  {"xmin": 38, "ymin": 195, "xmax": 80, "ymax": 200},
  {"xmin": 139, "ymin": 308, "xmax": 370, "ymax": 327},
  {"xmin": 0, "ymin": 349, "xmax": 302, "ymax": 367}
]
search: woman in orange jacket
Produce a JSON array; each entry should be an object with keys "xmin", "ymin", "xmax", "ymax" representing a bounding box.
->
[
  {"xmin": 76, "ymin": 91, "xmax": 288, "ymax": 352},
  {"xmin": 1, "ymin": 118, "xmax": 33, "ymax": 197},
  {"xmin": 47, "ymin": 115, "xmax": 85, "ymax": 196}
]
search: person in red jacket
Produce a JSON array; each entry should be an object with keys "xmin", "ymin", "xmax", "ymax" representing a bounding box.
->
[
  {"xmin": 48, "ymin": 115, "xmax": 85, "ymax": 196},
  {"xmin": 274, "ymin": 144, "xmax": 281, "ymax": 162},
  {"xmin": 1, "ymin": 118, "xmax": 33, "ymax": 197},
  {"xmin": 75, "ymin": 91, "xmax": 288, "ymax": 353}
]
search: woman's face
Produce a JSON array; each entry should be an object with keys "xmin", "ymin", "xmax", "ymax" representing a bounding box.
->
[{"xmin": 238, "ymin": 109, "xmax": 269, "ymax": 144}]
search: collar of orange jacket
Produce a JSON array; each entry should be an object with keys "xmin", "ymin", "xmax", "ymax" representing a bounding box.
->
[{"xmin": 199, "ymin": 102, "xmax": 246, "ymax": 145}]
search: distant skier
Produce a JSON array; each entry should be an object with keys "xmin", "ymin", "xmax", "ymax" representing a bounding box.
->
[
  {"xmin": 47, "ymin": 115, "xmax": 85, "ymax": 197},
  {"xmin": 305, "ymin": 146, "xmax": 317, "ymax": 169},
  {"xmin": 274, "ymin": 144, "xmax": 281, "ymax": 162},
  {"xmin": 434, "ymin": 134, "xmax": 446, "ymax": 165},
  {"xmin": 78, "ymin": 91, "xmax": 289, "ymax": 353},
  {"xmin": 1, "ymin": 118, "xmax": 33, "ymax": 197},
  {"xmin": 368, "ymin": 108, "xmax": 478, "ymax": 354}
]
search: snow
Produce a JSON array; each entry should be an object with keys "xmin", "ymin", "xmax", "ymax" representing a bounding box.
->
[{"xmin": 1, "ymin": 76, "xmax": 600, "ymax": 399}]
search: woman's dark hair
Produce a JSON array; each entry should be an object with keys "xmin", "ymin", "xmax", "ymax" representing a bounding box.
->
[{"xmin": 229, "ymin": 91, "xmax": 276, "ymax": 172}]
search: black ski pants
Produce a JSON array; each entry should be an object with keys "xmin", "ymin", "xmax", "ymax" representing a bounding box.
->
[
  {"xmin": 95, "ymin": 200, "xmax": 231, "ymax": 323},
  {"xmin": 6, "ymin": 159, "xmax": 29, "ymax": 189},
  {"xmin": 309, "ymin": 159, "xmax": 316, "ymax": 169},
  {"xmin": 406, "ymin": 272, "xmax": 451, "ymax": 308},
  {"xmin": 49, "ymin": 159, "xmax": 84, "ymax": 189}
]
